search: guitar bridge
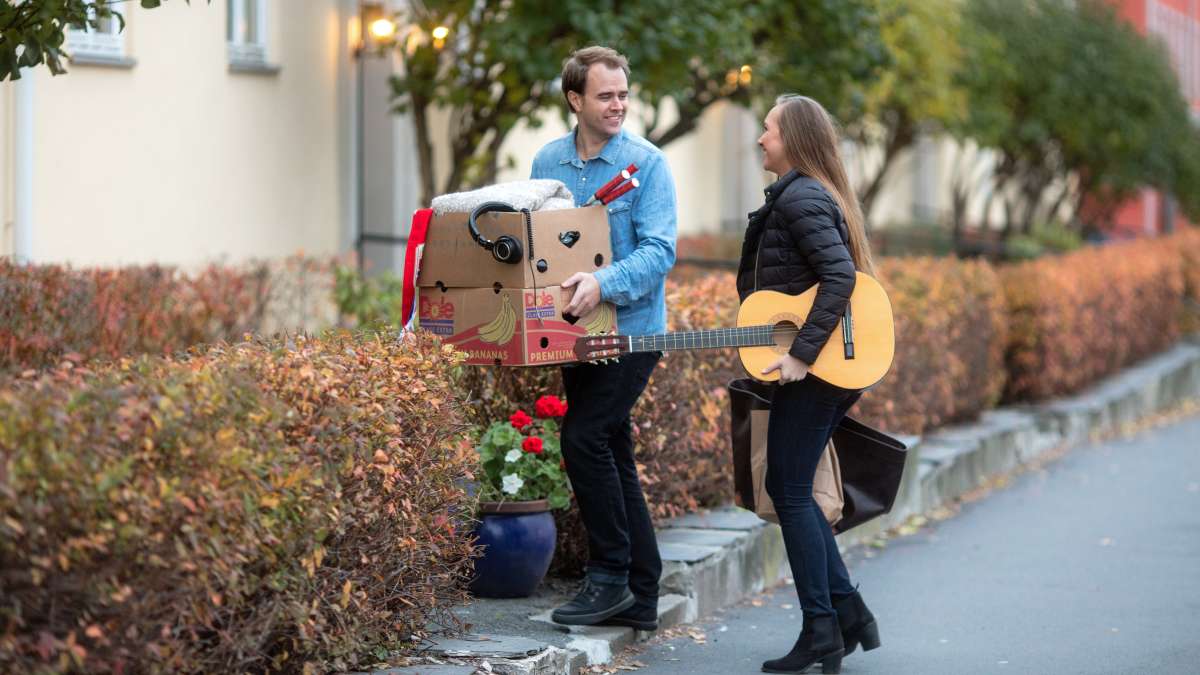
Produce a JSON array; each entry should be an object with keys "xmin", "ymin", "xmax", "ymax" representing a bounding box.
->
[{"xmin": 842, "ymin": 305, "xmax": 855, "ymax": 360}]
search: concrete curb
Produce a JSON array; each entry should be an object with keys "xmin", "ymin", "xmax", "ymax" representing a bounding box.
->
[{"xmin": 376, "ymin": 340, "xmax": 1200, "ymax": 675}]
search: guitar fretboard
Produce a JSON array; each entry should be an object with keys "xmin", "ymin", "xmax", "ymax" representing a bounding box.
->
[{"xmin": 630, "ymin": 326, "xmax": 788, "ymax": 353}]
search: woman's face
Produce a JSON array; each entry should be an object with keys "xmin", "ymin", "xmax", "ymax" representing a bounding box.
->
[{"xmin": 758, "ymin": 105, "xmax": 790, "ymax": 176}]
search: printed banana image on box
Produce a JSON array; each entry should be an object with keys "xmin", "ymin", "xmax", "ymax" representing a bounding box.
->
[{"xmin": 417, "ymin": 285, "xmax": 617, "ymax": 366}]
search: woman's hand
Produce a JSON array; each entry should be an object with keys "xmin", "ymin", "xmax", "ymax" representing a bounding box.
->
[{"xmin": 762, "ymin": 354, "xmax": 809, "ymax": 384}]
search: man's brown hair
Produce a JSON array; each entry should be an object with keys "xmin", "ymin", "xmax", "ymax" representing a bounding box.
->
[{"xmin": 561, "ymin": 46, "xmax": 630, "ymax": 113}]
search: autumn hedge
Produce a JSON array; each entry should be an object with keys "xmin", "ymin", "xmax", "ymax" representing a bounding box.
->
[
  {"xmin": 1001, "ymin": 235, "xmax": 1187, "ymax": 401},
  {"xmin": 0, "ymin": 257, "xmax": 337, "ymax": 376},
  {"xmin": 855, "ymin": 256, "xmax": 1008, "ymax": 433},
  {"xmin": 0, "ymin": 331, "xmax": 475, "ymax": 673}
]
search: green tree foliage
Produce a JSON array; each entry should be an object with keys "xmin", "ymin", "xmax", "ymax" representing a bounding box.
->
[
  {"xmin": 957, "ymin": 0, "xmax": 1200, "ymax": 233},
  {"xmin": 848, "ymin": 0, "xmax": 966, "ymax": 215},
  {"xmin": 389, "ymin": 0, "xmax": 886, "ymax": 206},
  {"xmin": 634, "ymin": 0, "xmax": 887, "ymax": 149},
  {"xmin": 0, "ymin": 0, "xmax": 193, "ymax": 81}
]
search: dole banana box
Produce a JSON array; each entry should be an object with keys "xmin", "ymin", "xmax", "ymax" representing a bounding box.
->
[
  {"xmin": 416, "ymin": 285, "xmax": 618, "ymax": 366},
  {"xmin": 417, "ymin": 206, "xmax": 613, "ymax": 289}
]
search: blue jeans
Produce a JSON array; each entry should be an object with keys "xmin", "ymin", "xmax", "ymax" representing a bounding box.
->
[{"xmin": 766, "ymin": 376, "xmax": 860, "ymax": 619}]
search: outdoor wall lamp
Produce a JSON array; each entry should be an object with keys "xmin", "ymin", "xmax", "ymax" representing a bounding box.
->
[{"xmin": 355, "ymin": 2, "xmax": 395, "ymax": 56}]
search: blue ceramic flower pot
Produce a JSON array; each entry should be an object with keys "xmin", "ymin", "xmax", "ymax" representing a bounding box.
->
[{"xmin": 469, "ymin": 500, "xmax": 556, "ymax": 598}]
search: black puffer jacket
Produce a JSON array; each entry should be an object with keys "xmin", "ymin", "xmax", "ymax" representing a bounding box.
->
[{"xmin": 735, "ymin": 170, "xmax": 856, "ymax": 365}]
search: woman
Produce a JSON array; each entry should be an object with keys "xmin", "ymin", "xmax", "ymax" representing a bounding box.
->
[{"xmin": 737, "ymin": 95, "xmax": 881, "ymax": 674}]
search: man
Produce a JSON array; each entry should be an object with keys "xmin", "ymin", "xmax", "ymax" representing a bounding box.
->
[{"xmin": 530, "ymin": 46, "xmax": 677, "ymax": 629}]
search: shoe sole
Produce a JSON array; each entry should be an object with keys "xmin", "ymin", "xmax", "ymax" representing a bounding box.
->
[
  {"xmin": 598, "ymin": 615, "xmax": 658, "ymax": 632},
  {"xmin": 762, "ymin": 649, "xmax": 844, "ymax": 674},
  {"xmin": 551, "ymin": 591, "xmax": 636, "ymax": 626}
]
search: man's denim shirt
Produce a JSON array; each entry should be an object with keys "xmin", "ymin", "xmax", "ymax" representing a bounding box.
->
[{"xmin": 530, "ymin": 128, "xmax": 677, "ymax": 336}]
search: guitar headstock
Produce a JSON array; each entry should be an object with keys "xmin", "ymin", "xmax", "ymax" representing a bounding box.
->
[{"xmin": 574, "ymin": 334, "xmax": 630, "ymax": 363}]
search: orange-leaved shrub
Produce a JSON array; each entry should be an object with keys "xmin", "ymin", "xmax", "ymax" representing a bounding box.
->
[
  {"xmin": 0, "ymin": 331, "xmax": 476, "ymax": 673},
  {"xmin": 1001, "ymin": 235, "xmax": 1186, "ymax": 401},
  {"xmin": 1176, "ymin": 226, "xmax": 1200, "ymax": 333},
  {"xmin": 632, "ymin": 273, "xmax": 742, "ymax": 517},
  {"xmin": 854, "ymin": 257, "xmax": 1008, "ymax": 434},
  {"xmin": 0, "ymin": 260, "xmax": 270, "ymax": 374}
]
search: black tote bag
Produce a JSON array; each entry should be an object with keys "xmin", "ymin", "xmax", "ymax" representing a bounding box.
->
[{"xmin": 728, "ymin": 378, "xmax": 908, "ymax": 534}]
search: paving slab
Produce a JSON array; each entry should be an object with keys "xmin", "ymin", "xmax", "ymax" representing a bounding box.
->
[
  {"xmin": 654, "ymin": 528, "xmax": 750, "ymax": 548},
  {"xmin": 420, "ymin": 635, "xmax": 548, "ymax": 659},
  {"xmin": 660, "ymin": 507, "xmax": 765, "ymax": 531},
  {"xmin": 657, "ymin": 541, "xmax": 722, "ymax": 563}
]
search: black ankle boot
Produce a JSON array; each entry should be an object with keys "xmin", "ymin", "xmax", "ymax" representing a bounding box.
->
[
  {"xmin": 761, "ymin": 614, "xmax": 844, "ymax": 674},
  {"xmin": 551, "ymin": 578, "xmax": 635, "ymax": 626},
  {"xmin": 833, "ymin": 590, "xmax": 881, "ymax": 656},
  {"xmin": 599, "ymin": 594, "xmax": 658, "ymax": 631}
]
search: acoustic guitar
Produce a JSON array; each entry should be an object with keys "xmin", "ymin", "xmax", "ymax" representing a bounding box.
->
[{"xmin": 573, "ymin": 272, "xmax": 895, "ymax": 390}]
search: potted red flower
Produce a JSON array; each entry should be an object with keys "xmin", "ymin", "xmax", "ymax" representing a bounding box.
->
[{"xmin": 470, "ymin": 394, "xmax": 571, "ymax": 598}]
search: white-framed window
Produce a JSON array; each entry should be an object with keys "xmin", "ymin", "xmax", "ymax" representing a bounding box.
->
[
  {"xmin": 66, "ymin": 2, "xmax": 126, "ymax": 61},
  {"xmin": 227, "ymin": 0, "xmax": 267, "ymax": 66}
]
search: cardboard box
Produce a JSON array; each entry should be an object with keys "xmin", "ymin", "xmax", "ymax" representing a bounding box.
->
[
  {"xmin": 416, "ymin": 285, "xmax": 618, "ymax": 366},
  {"xmin": 417, "ymin": 206, "xmax": 613, "ymax": 289}
]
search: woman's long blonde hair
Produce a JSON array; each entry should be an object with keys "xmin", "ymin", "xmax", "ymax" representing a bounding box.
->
[{"xmin": 774, "ymin": 95, "xmax": 875, "ymax": 276}]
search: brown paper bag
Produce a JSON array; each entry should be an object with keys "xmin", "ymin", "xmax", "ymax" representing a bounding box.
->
[{"xmin": 749, "ymin": 409, "xmax": 844, "ymax": 526}]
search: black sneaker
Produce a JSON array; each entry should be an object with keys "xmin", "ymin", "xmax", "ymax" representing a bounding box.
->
[
  {"xmin": 551, "ymin": 578, "xmax": 635, "ymax": 626},
  {"xmin": 598, "ymin": 597, "xmax": 658, "ymax": 631}
]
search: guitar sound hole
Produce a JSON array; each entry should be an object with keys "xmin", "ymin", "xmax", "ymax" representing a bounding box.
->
[{"xmin": 770, "ymin": 321, "xmax": 799, "ymax": 351}]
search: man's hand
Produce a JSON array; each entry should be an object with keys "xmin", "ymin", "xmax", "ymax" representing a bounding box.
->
[
  {"xmin": 562, "ymin": 272, "xmax": 602, "ymax": 317},
  {"xmin": 762, "ymin": 354, "xmax": 809, "ymax": 384}
]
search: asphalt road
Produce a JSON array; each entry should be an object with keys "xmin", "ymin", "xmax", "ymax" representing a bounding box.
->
[{"xmin": 630, "ymin": 413, "xmax": 1200, "ymax": 675}]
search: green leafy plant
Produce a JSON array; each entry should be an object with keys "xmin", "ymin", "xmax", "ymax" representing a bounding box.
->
[
  {"xmin": 474, "ymin": 395, "xmax": 570, "ymax": 509},
  {"xmin": 0, "ymin": 0, "xmax": 204, "ymax": 81},
  {"xmin": 332, "ymin": 265, "xmax": 406, "ymax": 329}
]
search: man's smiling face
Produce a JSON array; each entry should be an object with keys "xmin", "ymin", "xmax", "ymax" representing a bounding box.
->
[{"xmin": 572, "ymin": 63, "xmax": 628, "ymax": 139}]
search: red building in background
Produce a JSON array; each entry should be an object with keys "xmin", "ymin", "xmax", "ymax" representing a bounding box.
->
[{"xmin": 1107, "ymin": 0, "xmax": 1200, "ymax": 235}]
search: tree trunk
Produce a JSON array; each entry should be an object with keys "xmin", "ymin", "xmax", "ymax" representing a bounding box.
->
[
  {"xmin": 1042, "ymin": 180, "xmax": 1075, "ymax": 230},
  {"xmin": 411, "ymin": 98, "xmax": 436, "ymax": 208},
  {"xmin": 647, "ymin": 106, "xmax": 703, "ymax": 149},
  {"xmin": 480, "ymin": 129, "xmax": 506, "ymax": 186},
  {"xmin": 1019, "ymin": 178, "xmax": 1049, "ymax": 235},
  {"xmin": 982, "ymin": 172, "xmax": 1008, "ymax": 234},
  {"xmin": 858, "ymin": 116, "xmax": 915, "ymax": 218},
  {"xmin": 1003, "ymin": 197, "xmax": 1017, "ymax": 238},
  {"xmin": 443, "ymin": 136, "xmax": 472, "ymax": 197}
]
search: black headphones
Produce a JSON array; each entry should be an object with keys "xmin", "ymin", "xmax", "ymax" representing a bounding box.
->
[{"xmin": 468, "ymin": 201, "xmax": 523, "ymax": 265}]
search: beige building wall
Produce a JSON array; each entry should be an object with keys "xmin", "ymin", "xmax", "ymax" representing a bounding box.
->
[{"xmin": 5, "ymin": 0, "xmax": 346, "ymax": 268}]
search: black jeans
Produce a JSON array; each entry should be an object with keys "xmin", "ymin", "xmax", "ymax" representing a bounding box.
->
[
  {"xmin": 766, "ymin": 376, "xmax": 861, "ymax": 620},
  {"xmin": 560, "ymin": 352, "xmax": 662, "ymax": 602}
]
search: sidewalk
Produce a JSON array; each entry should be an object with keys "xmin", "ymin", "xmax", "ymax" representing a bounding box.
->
[{"xmin": 368, "ymin": 337, "xmax": 1200, "ymax": 675}]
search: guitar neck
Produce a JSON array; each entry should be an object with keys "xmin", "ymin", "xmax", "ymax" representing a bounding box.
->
[{"xmin": 627, "ymin": 326, "xmax": 777, "ymax": 353}]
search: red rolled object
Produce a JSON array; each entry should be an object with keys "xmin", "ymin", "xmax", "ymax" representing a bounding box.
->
[
  {"xmin": 602, "ymin": 176, "xmax": 639, "ymax": 204},
  {"xmin": 593, "ymin": 163, "xmax": 638, "ymax": 202}
]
